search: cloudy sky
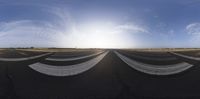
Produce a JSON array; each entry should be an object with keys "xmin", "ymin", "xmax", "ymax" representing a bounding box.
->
[{"xmin": 0, "ymin": 0, "xmax": 200, "ymax": 48}]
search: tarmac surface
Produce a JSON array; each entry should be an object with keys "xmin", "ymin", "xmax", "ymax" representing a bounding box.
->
[{"xmin": 1, "ymin": 50, "xmax": 200, "ymax": 99}]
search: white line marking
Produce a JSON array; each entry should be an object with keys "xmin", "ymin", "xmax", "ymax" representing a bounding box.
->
[
  {"xmin": 17, "ymin": 52, "xmax": 28, "ymax": 56},
  {"xmin": 45, "ymin": 51, "xmax": 104, "ymax": 61},
  {"xmin": 115, "ymin": 51, "xmax": 193, "ymax": 75},
  {"xmin": 0, "ymin": 53, "xmax": 52, "ymax": 62},
  {"xmin": 125, "ymin": 52, "xmax": 177, "ymax": 61},
  {"xmin": 29, "ymin": 51, "xmax": 108, "ymax": 76},
  {"xmin": 170, "ymin": 52, "xmax": 200, "ymax": 61}
]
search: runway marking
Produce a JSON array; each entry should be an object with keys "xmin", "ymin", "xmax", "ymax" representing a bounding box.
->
[
  {"xmin": 45, "ymin": 51, "xmax": 104, "ymax": 61},
  {"xmin": 124, "ymin": 52, "xmax": 177, "ymax": 61},
  {"xmin": 170, "ymin": 52, "xmax": 200, "ymax": 61},
  {"xmin": 29, "ymin": 51, "xmax": 109, "ymax": 76},
  {"xmin": 115, "ymin": 51, "xmax": 193, "ymax": 75},
  {"xmin": 0, "ymin": 53, "xmax": 52, "ymax": 62},
  {"xmin": 17, "ymin": 51, "xmax": 28, "ymax": 56}
]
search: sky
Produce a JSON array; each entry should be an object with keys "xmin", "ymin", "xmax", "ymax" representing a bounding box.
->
[{"xmin": 0, "ymin": 0, "xmax": 200, "ymax": 48}]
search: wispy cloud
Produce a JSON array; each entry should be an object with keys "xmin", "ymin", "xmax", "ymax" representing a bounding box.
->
[
  {"xmin": 186, "ymin": 22, "xmax": 200, "ymax": 35},
  {"xmin": 116, "ymin": 23, "xmax": 149, "ymax": 33},
  {"xmin": 0, "ymin": 20, "xmax": 64, "ymax": 47},
  {"xmin": 186, "ymin": 22, "xmax": 200, "ymax": 46}
]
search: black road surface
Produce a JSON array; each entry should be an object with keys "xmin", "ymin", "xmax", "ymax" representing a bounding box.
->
[{"xmin": 1, "ymin": 50, "xmax": 200, "ymax": 99}]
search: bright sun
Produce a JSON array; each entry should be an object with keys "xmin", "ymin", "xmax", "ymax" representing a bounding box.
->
[{"xmin": 59, "ymin": 21, "xmax": 135, "ymax": 48}]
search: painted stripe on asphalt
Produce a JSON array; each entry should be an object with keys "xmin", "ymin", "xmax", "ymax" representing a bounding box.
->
[
  {"xmin": 115, "ymin": 51, "xmax": 193, "ymax": 75},
  {"xmin": 0, "ymin": 53, "xmax": 52, "ymax": 62},
  {"xmin": 45, "ymin": 51, "xmax": 104, "ymax": 61},
  {"xmin": 29, "ymin": 51, "xmax": 108, "ymax": 76},
  {"xmin": 124, "ymin": 52, "xmax": 178, "ymax": 61},
  {"xmin": 170, "ymin": 52, "xmax": 200, "ymax": 61}
]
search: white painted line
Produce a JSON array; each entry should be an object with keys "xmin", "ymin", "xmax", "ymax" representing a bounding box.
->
[
  {"xmin": 45, "ymin": 51, "xmax": 104, "ymax": 61},
  {"xmin": 115, "ymin": 51, "xmax": 193, "ymax": 75},
  {"xmin": 29, "ymin": 51, "xmax": 108, "ymax": 76},
  {"xmin": 0, "ymin": 53, "xmax": 52, "ymax": 62},
  {"xmin": 126, "ymin": 53, "xmax": 177, "ymax": 61},
  {"xmin": 170, "ymin": 52, "xmax": 200, "ymax": 61}
]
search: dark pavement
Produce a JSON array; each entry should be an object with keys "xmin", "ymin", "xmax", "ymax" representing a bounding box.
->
[{"xmin": 1, "ymin": 50, "xmax": 200, "ymax": 99}]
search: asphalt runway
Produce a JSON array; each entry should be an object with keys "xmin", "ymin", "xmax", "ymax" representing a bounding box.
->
[
  {"xmin": 113, "ymin": 51, "xmax": 200, "ymax": 98},
  {"xmin": 1, "ymin": 50, "xmax": 200, "ymax": 99}
]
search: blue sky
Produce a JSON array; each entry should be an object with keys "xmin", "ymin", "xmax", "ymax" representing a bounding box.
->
[{"xmin": 0, "ymin": 0, "xmax": 200, "ymax": 48}]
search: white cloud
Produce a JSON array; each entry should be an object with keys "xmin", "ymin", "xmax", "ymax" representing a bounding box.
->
[
  {"xmin": 186, "ymin": 23, "xmax": 200, "ymax": 46},
  {"xmin": 186, "ymin": 23, "xmax": 200, "ymax": 35},
  {"xmin": 0, "ymin": 20, "xmax": 58, "ymax": 37},
  {"xmin": 116, "ymin": 23, "xmax": 149, "ymax": 33},
  {"xmin": 0, "ymin": 20, "xmax": 64, "ymax": 47}
]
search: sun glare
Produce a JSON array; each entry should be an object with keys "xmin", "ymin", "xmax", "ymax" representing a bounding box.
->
[{"xmin": 59, "ymin": 21, "xmax": 133, "ymax": 48}]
